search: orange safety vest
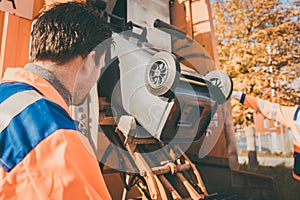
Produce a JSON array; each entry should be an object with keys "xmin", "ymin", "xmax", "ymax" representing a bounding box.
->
[
  {"xmin": 240, "ymin": 94, "xmax": 300, "ymax": 181},
  {"xmin": 0, "ymin": 68, "xmax": 111, "ymax": 199}
]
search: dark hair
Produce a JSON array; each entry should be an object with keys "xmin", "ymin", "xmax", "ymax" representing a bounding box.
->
[{"xmin": 30, "ymin": 2, "xmax": 112, "ymax": 65}]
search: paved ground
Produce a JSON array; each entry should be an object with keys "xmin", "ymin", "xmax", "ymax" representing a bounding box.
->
[{"xmin": 238, "ymin": 155, "xmax": 293, "ymax": 168}]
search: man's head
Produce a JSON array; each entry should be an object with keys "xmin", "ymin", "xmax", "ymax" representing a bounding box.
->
[
  {"xmin": 31, "ymin": 2, "xmax": 111, "ymax": 65},
  {"xmin": 31, "ymin": 2, "xmax": 112, "ymax": 105}
]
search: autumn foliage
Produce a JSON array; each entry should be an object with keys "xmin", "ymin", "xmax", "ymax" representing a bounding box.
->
[{"xmin": 211, "ymin": 0, "xmax": 300, "ymax": 124}]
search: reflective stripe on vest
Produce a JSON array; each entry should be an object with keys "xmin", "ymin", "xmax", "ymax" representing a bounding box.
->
[
  {"xmin": 0, "ymin": 82, "xmax": 78, "ymax": 172},
  {"xmin": 257, "ymin": 99, "xmax": 279, "ymax": 118},
  {"xmin": 0, "ymin": 90, "xmax": 43, "ymax": 132},
  {"xmin": 0, "ymin": 82, "xmax": 36, "ymax": 104}
]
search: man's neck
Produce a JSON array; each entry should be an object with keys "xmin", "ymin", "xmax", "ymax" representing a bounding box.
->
[{"xmin": 25, "ymin": 63, "xmax": 72, "ymax": 106}]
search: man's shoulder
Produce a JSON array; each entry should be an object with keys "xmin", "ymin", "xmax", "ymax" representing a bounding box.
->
[
  {"xmin": 0, "ymin": 82, "xmax": 78, "ymax": 172},
  {"xmin": 0, "ymin": 81, "xmax": 77, "ymax": 132}
]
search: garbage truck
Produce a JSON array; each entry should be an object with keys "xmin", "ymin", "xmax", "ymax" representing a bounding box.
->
[{"xmin": 0, "ymin": 0, "xmax": 273, "ymax": 199}]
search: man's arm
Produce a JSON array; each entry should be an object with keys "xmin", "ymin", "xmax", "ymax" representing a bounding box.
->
[
  {"xmin": 231, "ymin": 91, "xmax": 295, "ymax": 127},
  {"xmin": 0, "ymin": 129, "xmax": 111, "ymax": 200}
]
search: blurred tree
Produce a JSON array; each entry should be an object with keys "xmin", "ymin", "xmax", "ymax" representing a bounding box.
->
[{"xmin": 211, "ymin": 0, "xmax": 300, "ymax": 124}]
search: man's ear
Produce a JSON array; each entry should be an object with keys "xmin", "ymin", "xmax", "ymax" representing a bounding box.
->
[
  {"xmin": 82, "ymin": 50, "xmax": 96, "ymax": 74},
  {"xmin": 87, "ymin": 50, "xmax": 96, "ymax": 66}
]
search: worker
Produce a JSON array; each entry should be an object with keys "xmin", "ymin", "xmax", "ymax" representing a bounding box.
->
[
  {"xmin": 0, "ymin": 2, "xmax": 112, "ymax": 199},
  {"xmin": 231, "ymin": 91, "xmax": 300, "ymax": 181}
]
